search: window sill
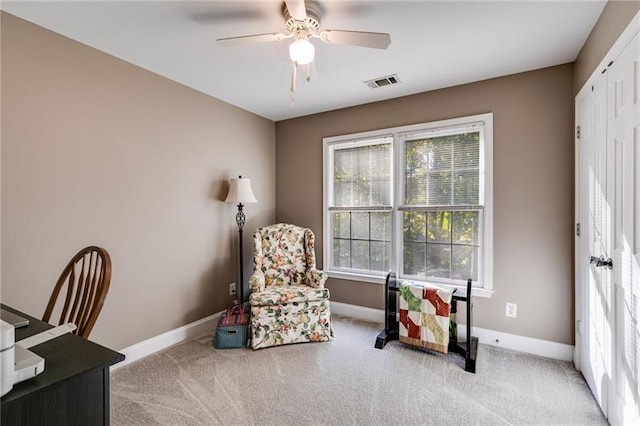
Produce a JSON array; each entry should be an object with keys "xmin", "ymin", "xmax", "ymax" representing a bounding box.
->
[
  {"xmin": 327, "ymin": 270, "xmax": 387, "ymax": 285},
  {"xmin": 326, "ymin": 270, "xmax": 494, "ymax": 298}
]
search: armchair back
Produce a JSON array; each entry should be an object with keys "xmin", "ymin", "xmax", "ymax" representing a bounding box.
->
[{"xmin": 252, "ymin": 223, "xmax": 318, "ymax": 288}]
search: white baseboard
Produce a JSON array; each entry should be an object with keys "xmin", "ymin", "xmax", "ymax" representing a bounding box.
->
[
  {"xmin": 112, "ymin": 310, "xmax": 224, "ymax": 370},
  {"xmin": 330, "ymin": 301, "xmax": 574, "ymax": 361},
  {"xmin": 331, "ymin": 301, "xmax": 384, "ymax": 324},
  {"xmin": 455, "ymin": 325, "xmax": 574, "ymax": 361},
  {"xmin": 113, "ymin": 301, "xmax": 574, "ymax": 369}
]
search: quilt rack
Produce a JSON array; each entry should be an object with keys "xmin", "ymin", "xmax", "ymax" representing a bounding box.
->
[{"xmin": 375, "ymin": 271, "xmax": 478, "ymax": 373}]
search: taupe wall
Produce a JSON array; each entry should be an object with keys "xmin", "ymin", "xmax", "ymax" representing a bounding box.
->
[
  {"xmin": 276, "ymin": 64, "xmax": 574, "ymax": 344},
  {"xmin": 0, "ymin": 13, "xmax": 276, "ymax": 350},
  {"xmin": 574, "ymin": 0, "xmax": 640, "ymax": 94}
]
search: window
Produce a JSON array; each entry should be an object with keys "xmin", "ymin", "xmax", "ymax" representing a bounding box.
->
[
  {"xmin": 328, "ymin": 137, "xmax": 393, "ymax": 273},
  {"xmin": 324, "ymin": 114, "xmax": 493, "ymax": 291}
]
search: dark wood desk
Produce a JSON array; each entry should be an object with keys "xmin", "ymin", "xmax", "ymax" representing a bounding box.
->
[{"xmin": 0, "ymin": 304, "xmax": 124, "ymax": 425}]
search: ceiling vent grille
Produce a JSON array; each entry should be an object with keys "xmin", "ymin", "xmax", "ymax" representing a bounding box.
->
[{"xmin": 365, "ymin": 74, "xmax": 400, "ymax": 89}]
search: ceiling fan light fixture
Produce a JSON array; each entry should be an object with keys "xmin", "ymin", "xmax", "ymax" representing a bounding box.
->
[{"xmin": 289, "ymin": 38, "xmax": 315, "ymax": 65}]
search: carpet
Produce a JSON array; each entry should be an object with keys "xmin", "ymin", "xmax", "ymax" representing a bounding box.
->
[{"xmin": 111, "ymin": 315, "xmax": 606, "ymax": 425}]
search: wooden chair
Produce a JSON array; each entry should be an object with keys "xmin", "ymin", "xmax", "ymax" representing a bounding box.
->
[{"xmin": 42, "ymin": 246, "xmax": 112, "ymax": 339}]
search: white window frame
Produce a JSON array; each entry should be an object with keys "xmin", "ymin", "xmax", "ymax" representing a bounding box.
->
[{"xmin": 323, "ymin": 113, "xmax": 493, "ymax": 296}]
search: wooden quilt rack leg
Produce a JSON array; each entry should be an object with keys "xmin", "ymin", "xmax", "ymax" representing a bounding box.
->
[
  {"xmin": 374, "ymin": 272, "xmax": 399, "ymax": 349},
  {"xmin": 375, "ymin": 272, "xmax": 478, "ymax": 373}
]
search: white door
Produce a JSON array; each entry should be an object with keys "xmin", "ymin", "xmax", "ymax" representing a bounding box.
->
[
  {"xmin": 607, "ymin": 30, "xmax": 640, "ymax": 426},
  {"xmin": 577, "ymin": 72, "xmax": 614, "ymax": 417}
]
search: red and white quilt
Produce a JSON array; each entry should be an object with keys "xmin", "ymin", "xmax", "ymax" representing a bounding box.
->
[{"xmin": 399, "ymin": 281, "xmax": 454, "ymax": 354}]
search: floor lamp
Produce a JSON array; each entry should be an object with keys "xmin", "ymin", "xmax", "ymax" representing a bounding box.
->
[{"xmin": 225, "ymin": 176, "xmax": 257, "ymax": 305}]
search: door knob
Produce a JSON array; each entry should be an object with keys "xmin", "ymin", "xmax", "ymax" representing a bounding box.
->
[
  {"xmin": 589, "ymin": 255, "xmax": 613, "ymax": 270},
  {"xmin": 596, "ymin": 257, "xmax": 613, "ymax": 270}
]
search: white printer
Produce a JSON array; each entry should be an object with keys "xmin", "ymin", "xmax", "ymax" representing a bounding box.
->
[
  {"xmin": 1, "ymin": 319, "xmax": 76, "ymax": 396},
  {"xmin": 1, "ymin": 319, "xmax": 44, "ymax": 396}
]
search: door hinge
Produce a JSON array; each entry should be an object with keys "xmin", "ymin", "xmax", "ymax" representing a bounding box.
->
[
  {"xmin": 576, "ymin": 319, "xmax": 581, "ymax": 335},
  {"xmin": 576, "ymin": 223, "xmax": 581, "ymax": 237},
  {"xmin": 576, "ymin": 126, "xmax": 581, "ymax": 140}
]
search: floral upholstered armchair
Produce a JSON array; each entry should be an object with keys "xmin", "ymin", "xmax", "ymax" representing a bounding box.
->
[{"xmin": 248, "ymin": 223, "xmax": 333, "ymax": 349}]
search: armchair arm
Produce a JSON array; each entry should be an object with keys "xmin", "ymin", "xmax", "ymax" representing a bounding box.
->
[
  {"xmin": 306, "ymin": 267, "xmax": 327, "ymax": 288},
  {"xmin": 250, "ymin": 271, "xmax": 266, "ymax": 293}
]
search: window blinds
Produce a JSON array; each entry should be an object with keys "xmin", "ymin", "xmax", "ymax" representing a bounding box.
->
[
  {"xmin": 332, "ymin": 138, "xmax": 392, "ymax": 207},
  {"xmin": 403, "ymin": 130, "xmax": 481, "ymax": 207}
]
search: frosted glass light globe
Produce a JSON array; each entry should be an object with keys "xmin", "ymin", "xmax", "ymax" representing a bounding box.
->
[{"xmin": 289, "ymin": 39, "xmax": 315, "ymax": 65}]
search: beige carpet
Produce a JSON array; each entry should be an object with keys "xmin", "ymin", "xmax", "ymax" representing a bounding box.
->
[{"xmin": 111, "ymin": 315, "xmax": 606, "ymax": 425}]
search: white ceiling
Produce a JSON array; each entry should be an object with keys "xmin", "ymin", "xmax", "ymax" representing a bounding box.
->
[{"xmin": 2, "ymin": 1, "xmax": 606, "ymax": 121}]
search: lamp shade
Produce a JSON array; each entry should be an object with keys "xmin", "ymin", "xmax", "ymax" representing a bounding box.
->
[{"xmin": 225, "ymin": 176, "xmax": 257, "ymax": 204}]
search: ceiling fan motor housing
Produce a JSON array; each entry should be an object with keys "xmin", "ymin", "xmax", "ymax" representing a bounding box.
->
[{"xmin": 283, "ymin": 1, "xmax": 321, "ymax": 36}]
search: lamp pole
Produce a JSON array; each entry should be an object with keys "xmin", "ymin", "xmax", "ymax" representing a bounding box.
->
[{"xmin": 235, "ymin": 202, "xmax": 246, "ymax": 304}]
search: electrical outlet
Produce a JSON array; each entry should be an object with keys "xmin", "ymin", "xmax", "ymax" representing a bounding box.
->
[
  {"xmin": 505, "ymin": 302, "xmax": 517, "ymax": 318},
  {"xmin": 229, "ymin": 282, "xmax": 236, "ymax": 296}
]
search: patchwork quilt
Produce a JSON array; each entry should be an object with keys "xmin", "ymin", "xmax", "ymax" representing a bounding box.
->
[{"xmin": 399, "ymin": 281, "xmax": 454, "ymax": 354}]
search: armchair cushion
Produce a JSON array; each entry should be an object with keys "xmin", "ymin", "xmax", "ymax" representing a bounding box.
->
[{"xmin": 249, "ymin": 285, "xmax": 330, "ymax": 307}]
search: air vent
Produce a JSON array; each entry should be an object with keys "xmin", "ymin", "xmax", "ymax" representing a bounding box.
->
[{"xmin": 365, "ymin": 74, "xmax": 400, "ymax": 89}]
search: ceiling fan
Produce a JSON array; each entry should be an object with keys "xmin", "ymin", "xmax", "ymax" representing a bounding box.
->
[{"xmin": 216, "ymin": 0, "xmax": 391, "ymax": 104}]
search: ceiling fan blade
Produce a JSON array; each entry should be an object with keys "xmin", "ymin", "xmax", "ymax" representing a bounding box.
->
[
  {"xmin": 319, "ymin": 30, "xmax": 391, "ymax": 49},
  {"xmin": 190, "ymin": 10, "xmax": 266, "ymax": 25},
  {"xmin": 217, "ymin": 33, "xmax": 289, "ymax": 47},
  {"xmin": 284, "ymin": 0, "xmax": 307, "ymax": 21}
]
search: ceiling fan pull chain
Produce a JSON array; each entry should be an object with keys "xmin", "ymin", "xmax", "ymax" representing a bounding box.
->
[{"xmin": 290, "ymin": 62, "xmax": 297, "ymax": 108}]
